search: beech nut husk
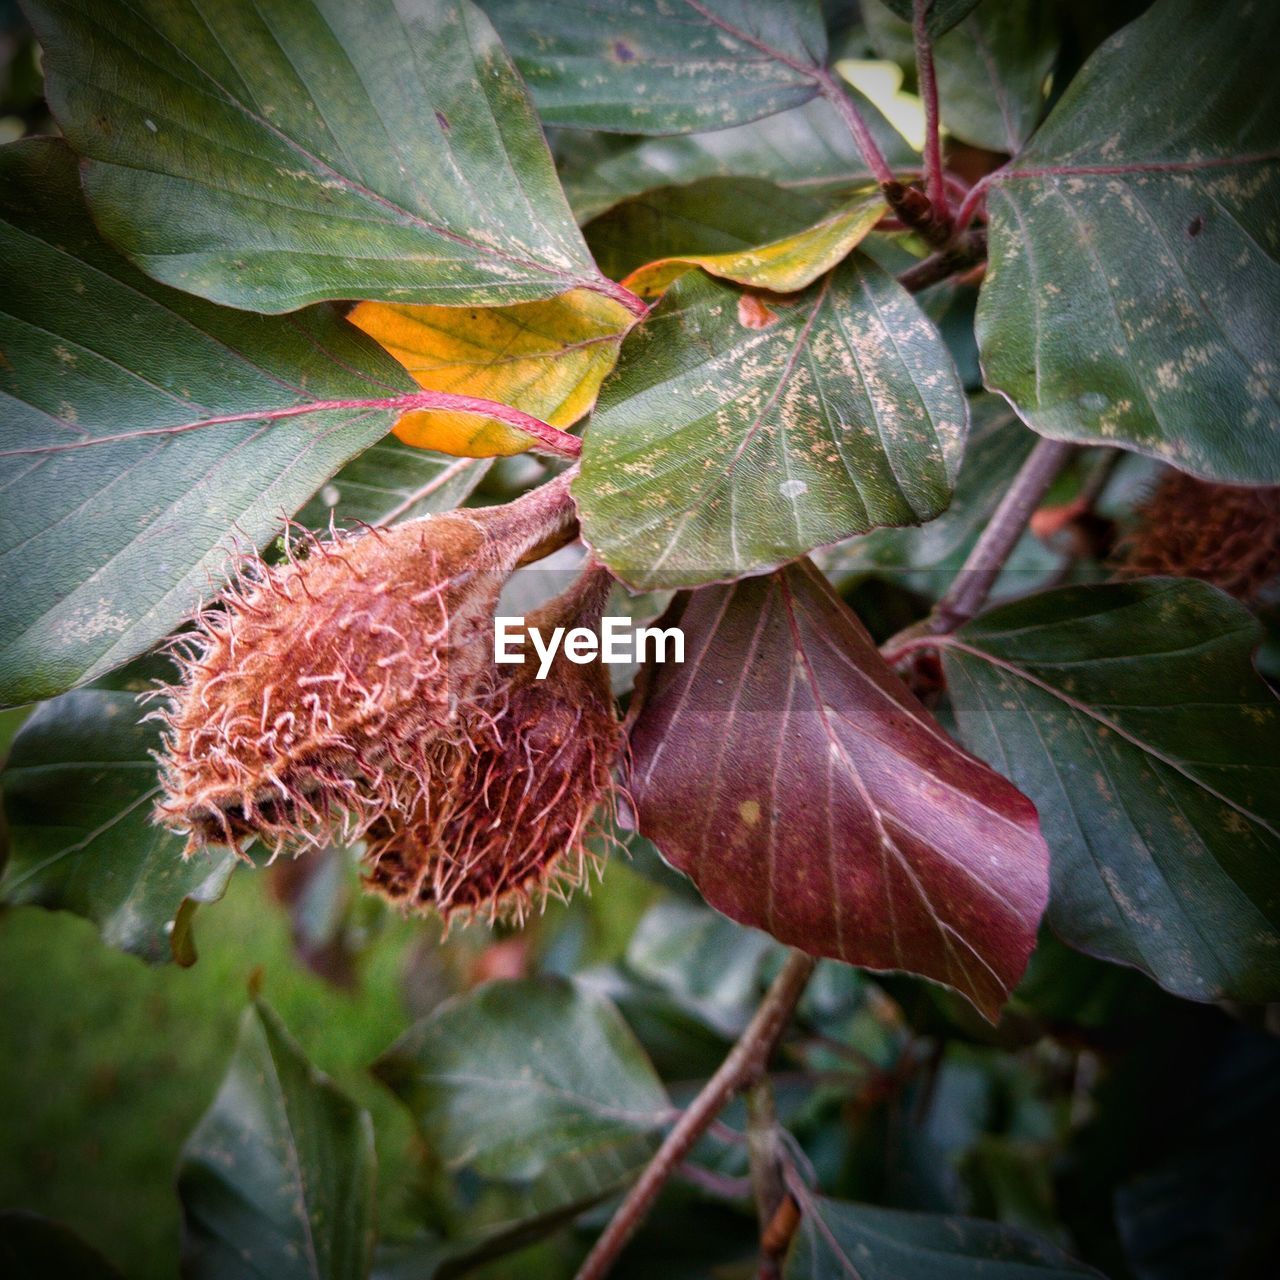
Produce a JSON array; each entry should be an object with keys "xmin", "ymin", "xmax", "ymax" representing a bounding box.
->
[
  {"xmin": 153, "ymin": 476, "xmax": 577, "ymax": 857},
  {"xmin": 362, "ymin": 567, "xmax": 622, "ymax": 924}
]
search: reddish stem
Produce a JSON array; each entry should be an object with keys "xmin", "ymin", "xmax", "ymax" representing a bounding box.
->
[
  {"xmin": 3, "ymin": 389, "xmax": 583, "ymax": 461},
  {"xmin": 814, "ymin": 69, "xmax": 898, "ymax": 187},
  {"xmin": 955, "ymin": 172, "xmax": 996, "ymax": 229},
  {"xmin": 880, "ymin": 436, "xmax": 1076, "ymax": 667},
  {"xmin": 956, "ymin": 149, "xmax": 1280, "ymax": 232},
  {"xmin": 913, "ymin": 0, "xmax": 950, "ymax": 232},
  {"xmin": 589, "ymin": 274, "xmax": 651, "ymax": 321},
  {"xmin": 880, "ymin": 633, "xmax": 950, "ymax": 667}
]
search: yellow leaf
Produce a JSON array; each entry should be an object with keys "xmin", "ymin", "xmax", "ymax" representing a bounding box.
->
[
  {"xmin": 623, "ymin": 190, "xmax": 887, "ymax": 299},
  {"xmin": 349, "ymin": 289, "xmax": 635, "ymax": 457}
]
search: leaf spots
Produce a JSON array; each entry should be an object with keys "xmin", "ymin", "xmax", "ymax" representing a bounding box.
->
[
  {"xmin": 612, "ymin": 40, "xmax": 636, "ymax": 63},
  {"xmin": 976, "ymin": 0, "xmax": 1280, "ymax": 482},
  {"xmin": 434, "ymin": 109, "xmax": 450, "ymax": 132},
  {"xmin": 57, "ymin": 597, "xmax": 131, "ymax": 646},
  {"xmin": 576, "ymin": 261, "xmax": 966, "ymax": 588}
]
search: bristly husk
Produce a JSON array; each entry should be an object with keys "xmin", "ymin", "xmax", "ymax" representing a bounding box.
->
[
  {"xmin": 153, "ymin": 475, "xmax": 577, "ymax": 858},
  {"xmin": 1113, "ymin": 470, "xmax": 1280, "ymax": 601},
  {"xmin": 363, "ymin": 566, "xmax": 622, "ymax": 925}
]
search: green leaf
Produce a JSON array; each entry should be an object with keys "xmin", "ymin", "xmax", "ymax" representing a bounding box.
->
[
  {"xmin": 0, "ymin": 139, "xmax": 415, "ymax": 705},
  {"xmin": 879, "ymin": 0, "xmax": 981, "ymax": 39},
  {"xmin": 578, "ymin": 965, "xmax": 736, "ymax": 1080},
  {"xmin": 575, "ymin": 261, "xmax": 967, "ymax": 589},
  {"xmin": 864, "ymin": 0, "xmax": 1056, "ymax": 153},
  {"xmin": 0, "ymin": 689, "xmax": 237, "ymax": 965},
  {"xmin": 941, "ymin": 579, "xmax": 1280, "ymax": 1003},
  {"xmin": 824, "ymin": 394, "xmax": 1036, "ymax": 575},
  {"xmin": 625, "ymin": 899, "xmax": 780, "ymax": 1034},
  {"xmin": 977, "ymin": 0, "xmax": 1280, "ymax": 484},
  {"xmin": 784, "ymin": 1193, "xmax": 1100, "ymax": 1278},
  {"xmin": 178, "ymin": 1001, "xmax": 376, "ymax": 1280},
  {"xmin": 0, "ymin": 1211, "xmax": 125, "ymax": 1280},
  {"xmin": 26, "ymin": 0, "xmax": 608, "ymax": 312},
  {"xmin": 484, "ymin": 0, "xmax": 827, "ymax": 134},
  {"xmin": 375, "ymin": 977, "xmax": 668, "ymax": 1214},
  {"xmin": 560, "ymin": 86, "xmax": 917, "ymax": 223},
  {"xmin": 296, "ymin": 445, "xmax": 490, "ymax": 530},
  {"xmin": 627, "ymin": 561, "xmax": 1051, "ymax": 1020},
  {"xmin": 585, "ymin": 177, "xmax": 884, "ymax": 296}
]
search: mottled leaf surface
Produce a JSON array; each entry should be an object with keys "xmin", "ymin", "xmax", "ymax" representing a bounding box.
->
[
  {"xmin": 485, "ymin": 0, "xmax": 826, "ymax": 134},
  {"xmin": 350, "ymin": 290, "xmax": 633, "ymax": 453},
  {"xmin": 823, "ymin": 395, "xmax": 1036, "ymax": 575},
  {"xmin": 178, "ymin": 1002, "xmax": 376, "ymax": 1280},
  {"xmin": 784, "ymin": 1193, "xmax": 1100, "ymax": 1278},
  {"xmin": 0, "ymin": 690, "xmax": 236, "ymax": 965},
  {"xmin": 575, "ymin": 262, "xmax": 967, "ymax": 588},
  {"xmin": 865, "ymin": 0, "xmax": 1056, "ymax": 153},
  {"xmin": 627, "ymin": 561, "xmax": 1050, "ymax": 1019},
  {"xmin": 977, "ymin": 0, "xmax": 1280, "ymax": 483},
  {"xmin": 943, "ymin": 579, "xmax": 1280, "ymax": 1002},
  {"xmin": 27, "ymin": 0, "xmax": 606, "ymax": 311},
  {"xmin": 586, "ymin": 177, "xmax": 884, "ymax": 297},
  {"xmin": 376, "ymin": 978, "xmax": 668, "ymax": 1211},
  {"xmin": 560, "ymin": 86, "xmax": 916, "ymax": 222},
  {"xmin": 0, "ymin": 140, "xmax": 410, "ymax": 704}
]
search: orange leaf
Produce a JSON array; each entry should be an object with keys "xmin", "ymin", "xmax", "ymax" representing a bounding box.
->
[{"xmin": 349, "ymin": 290, "xmax": 635, "ymax": 457}]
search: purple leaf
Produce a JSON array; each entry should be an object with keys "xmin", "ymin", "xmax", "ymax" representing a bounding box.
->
[{"xmin": 626, "ymin": 560, "xmax": 1049, "ymax": 1019}]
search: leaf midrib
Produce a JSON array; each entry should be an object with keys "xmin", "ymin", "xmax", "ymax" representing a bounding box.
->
[
  {"xmin": 942, "ymin": 636, "xmax": 1279, "ymax": 839},
  {"xmin": 66, "ymin": 0, "xmax": 594, "ymax": 289}
]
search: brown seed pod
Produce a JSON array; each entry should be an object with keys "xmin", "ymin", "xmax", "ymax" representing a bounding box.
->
[
  {"xmin": 153, "ymin": 475, "xmax": 577, "ymax": 857},
  {"xmin": 363, "ymin": 567, "xmax": 622, "ymax": 925},
  {"xmin": 1113, "ymin": 469, "xmax": 1280, "ymax": 601}
]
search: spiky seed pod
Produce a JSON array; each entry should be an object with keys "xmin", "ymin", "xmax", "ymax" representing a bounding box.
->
[
  {"xmin": 363, "ymin": 567, "xmax": 622, "ymax": 925},
  {"xmin": 1113, "ymin": 470, "xmax": 1280, "ymax": 601},
  {"xmin": 153, "ymin": 475, "xmax": 577, "ymax": 857}
]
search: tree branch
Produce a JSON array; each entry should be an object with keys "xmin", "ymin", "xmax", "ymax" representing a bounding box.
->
[
  {"xmin": 747, "ymin": 1077, "xmax": 791, "ymax": 1280},
  {"xmin": 814, "ymin": 66, "xmax": 955, "ymax": 246},
  {"xmin": 929, "ymin": 437, "xmax": 1077, "ymax": 633},
  {"xmin": 897, "ymin": 230, "xmax": 985, "ymax": 293},
  {"xmin": 574, "ymin": 951, "xmax": 818, "ymax": 1280}
]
